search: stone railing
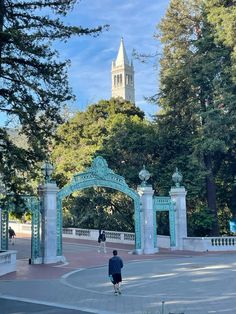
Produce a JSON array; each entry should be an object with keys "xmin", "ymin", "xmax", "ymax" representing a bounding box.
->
[
  {"xmin": 51, "ymin": 230, "xmax": 236, "ymax": 252},
  {"xmin": 0, "ymin": 250, "xmax": 17, "ymax": 276},
  {"xmin": 183, "ymin": 237, "xmax": 236, "ymax": 252},
  {"xmin": 62, "ymin": 227, "xmax": 135, "ymax": 244},
  {"xmin": 62, "ymin": 228, "xmax": 171, "ymax": 247}
]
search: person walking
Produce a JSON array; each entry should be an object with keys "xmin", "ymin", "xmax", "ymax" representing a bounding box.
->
[
  {"xmin": 98, "ymin": 230, "xmax": 107, "ymax": 253},
  {"xmin": 108, "ymin": 250, "xmax": 123, "ymax": 295},
  {"xmin": 8, "ymin": 226, "xmax": 16, "ymax": 245}
]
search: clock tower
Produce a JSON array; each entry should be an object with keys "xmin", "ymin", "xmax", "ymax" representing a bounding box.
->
[{"xmin": 111, "ymin": 38, "xmax": 135, "ymax": 103}]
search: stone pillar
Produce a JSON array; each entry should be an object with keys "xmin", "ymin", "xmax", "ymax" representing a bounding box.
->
[
  {"xmin": 137, "ymin": 185, "xmax": 158, "ymax": 254},
  {"xmin": 41, "ymin": 182, "xmax": 65, "ymax": 264},
  {"xmin": 169, "ymin": 187, "xmax": 187, "ymax": 250}
]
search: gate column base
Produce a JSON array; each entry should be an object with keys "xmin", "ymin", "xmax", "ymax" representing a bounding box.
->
[
  {"xmin": 30, "ymin": 257, "xmax": 43, "ymax": 265},
  {"xmin": 43, "ymin": 255, "xmax": 66, "ymax": 264},
  {"xmin": 133, "ymin": 249, "xmax": 143, "ymax": 255},
  {"xmin": 144, "ymin": 247, "xmax": 159, "ymax": 254}
]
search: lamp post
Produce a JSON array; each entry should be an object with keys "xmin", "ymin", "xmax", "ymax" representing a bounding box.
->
[
  {"xmin": 172, "ymin": 167, "xmax": 183, "ymax": 188},
  {"xmin": 41, "ymin": 161, "xmax": 54, "ymax": 183},
  {"xmin": 138, "ymin": 165, "xmax": 151, "ymax": 186}
]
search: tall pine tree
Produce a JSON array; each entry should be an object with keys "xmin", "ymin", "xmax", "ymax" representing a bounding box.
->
[
  {"xmin": 0, "ymin": 0, "xmax": 106, "ymax": 195},
  {"xmin": 156, "ymin": 0, "xmax": 236, "ymax": 235}
]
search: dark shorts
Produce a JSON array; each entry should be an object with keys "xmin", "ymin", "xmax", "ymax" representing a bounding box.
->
[{"xmin": 112, "ymin": 273, "xmax": 122, "ymax": 284}]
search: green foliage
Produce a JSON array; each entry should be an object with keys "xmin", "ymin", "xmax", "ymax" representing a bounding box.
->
[
  {"xmin": 156, "ymin": 212, "xmax": 170, "ymax": 236},
  {"xmin": 206, "ymin": 1, "xmax": 236, "ymax": 49},
  {"xmin": 52, "ymin": 98, "xmax": 157, "ymax": 231},
  {"xmin": 155, "ymin": 0, "xmax": 236, "ymax": 235},
  {"xmin": 52, "ymin": 98, "xmax": 148, "ymax": 185},
  {"xmin": 0, "ymin": 0, "xmax": 106, "ymax": 198},
  {"xmin": 62, "ymin": 188, "xmax": 135, "ymax": 232},
  {"xmin": 218, "ymin": 206, "xmax": 232, "ymax": 235},
  {"xmin": 188, "ymin": 207, "xmax": 215, "ymax": 236},
  {"xmin": 53, "ymin": 0, "xmax": 236, "ymax": 236}
]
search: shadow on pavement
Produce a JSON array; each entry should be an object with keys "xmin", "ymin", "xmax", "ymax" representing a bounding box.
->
[{"xmin": 0, "ymin": 298, "xmax": 94, "ymax": 314}]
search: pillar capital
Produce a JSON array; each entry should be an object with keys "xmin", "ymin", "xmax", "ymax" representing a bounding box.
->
[
  {"xmin": 40, "ymin": 182, "xmax": 59, "ymax": 193},
  {"xmin": 137, "ymin": 185, "xmax": 154, "ymax": 196},
  {"xmin": 169, "ymin": 186, "xmax": 187, "ymax": 197}
]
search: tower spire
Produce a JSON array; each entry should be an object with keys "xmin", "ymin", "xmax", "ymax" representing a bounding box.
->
[
  {"xmin": 111, "ymin": 38, "xmax": 135, "ymax": 103},
  {"xmin": 115, "ymin": 37, "xmax": 130, "ymax": 66}
]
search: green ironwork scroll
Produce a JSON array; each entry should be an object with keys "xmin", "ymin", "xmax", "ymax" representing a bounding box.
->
[
  {"xmin": 0, "ymin": 198, "xmax": 15, "ymax": 250},
  {"xmin": 57, "ymin": 156, "xmax": 142, "ymax": 254},
  {"xmin": 1, "ymin": 209, "xmax": 8, "ymax": 250},
  {"xmin": 153, "ymin": 196, "xmax": 176, "ymax": 248},
  {"xmin": 23, "ymin": 196, "xmax": 41, "ymax": 263},
  {"xmin": 0, "ymin": 195, "xmax": 41, "ymax": 263}
]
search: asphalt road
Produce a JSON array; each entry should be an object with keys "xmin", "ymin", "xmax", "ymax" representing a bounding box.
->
[
  {"xmin": 0, "ymin": 298, "xmax": 94, "ymax": 314},
  {"xmin": 3, "ymin": 237, "xmax": 236, "ymax": 313}
]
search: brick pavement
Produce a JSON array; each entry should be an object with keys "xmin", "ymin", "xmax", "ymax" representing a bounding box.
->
[{"xmin": 1, "ymin": 236, "xmax": 204, "ymax": 281}]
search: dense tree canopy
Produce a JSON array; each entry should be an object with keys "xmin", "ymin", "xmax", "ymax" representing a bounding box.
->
[
  {"xmin": 0, "ymin": 0, "xmax": 105, "ymax": 197},
  {"xmin": 206, "ymin": 0, "xmax": 236, "ymax": 81},
  {"xmin": 52, "ymin": 98, "xmax": 158, "ymax": 231},
  {"xmin": 155, "ymin": 0, "xmax": 236, "ymax": 235},
  {"xmin": 51, "ymin": 0, "xmax": 235, "ymax": 236},
  {"xmin": 206, "ymin": 1, "xmax": 236, "ymax": 49},
  {"xmin": 2, "ymin": 0, "xmax": 235, "ymax": 237}
]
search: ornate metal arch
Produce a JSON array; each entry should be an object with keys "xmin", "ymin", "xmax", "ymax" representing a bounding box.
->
[
  {"xmin": 153, "ymin": 196, "xmax": 176, "ymax": 247},
  {"xmin": 57, "ymin": 156, "xmax": 141, "ymax": 255}
]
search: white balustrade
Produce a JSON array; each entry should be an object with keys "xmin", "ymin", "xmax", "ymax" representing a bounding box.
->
[
  {"xmin": 183, "ymin": 237, "xmax": 236, "ymax": 252},
  {"xmin": 7, "ymin": 222, "xmax": 236, "ymax": 252}
]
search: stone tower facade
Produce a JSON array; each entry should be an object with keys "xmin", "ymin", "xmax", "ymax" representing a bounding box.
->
[{"xmin": 111, "ymin": 38, "xmax": 135, "ymax": 103}]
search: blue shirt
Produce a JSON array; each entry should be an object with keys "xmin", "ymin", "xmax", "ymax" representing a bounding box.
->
[{"xmin": 108, "ymin": 256, "xmax": 123, "ymax": 275}]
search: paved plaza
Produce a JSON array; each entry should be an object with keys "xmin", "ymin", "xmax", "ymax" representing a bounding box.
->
[{"xmin": 1, "ymin": 237, "xmax": 236, "ymax": 313}]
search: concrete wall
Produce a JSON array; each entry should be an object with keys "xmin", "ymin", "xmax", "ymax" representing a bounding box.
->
[{"xmin": 0, "ymin": 250, "xmax": 17, "ymax": 276}]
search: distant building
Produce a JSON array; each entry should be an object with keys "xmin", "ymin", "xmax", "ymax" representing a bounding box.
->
[{"xmin": 111, "ymin": 38, "xmax": 135, "ymax": 103}]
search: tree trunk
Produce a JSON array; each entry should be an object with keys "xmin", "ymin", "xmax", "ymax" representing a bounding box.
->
[
  {"xmin": 0, "ymin": 0, "xmax": 5, "ymax": 69},
  {"xmin": 204, "ymin": 154, "xmax": 219, "ymax": 235},
  {"xmin": 0, "ymin": 0, "xmax": 4, "ymax": 32},
  {"xmin": 230, "ymin": 181, "xmax": 236, "ymax": 218}
]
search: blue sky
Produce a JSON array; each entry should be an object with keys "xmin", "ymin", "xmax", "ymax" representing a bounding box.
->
[
  {"xmin": 0, "ymin": 0, "xmax": 170, "ymax": 126},
  {"xmin": 65, "ymin": 0, "xmax": 170, "ymax": 118}
]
